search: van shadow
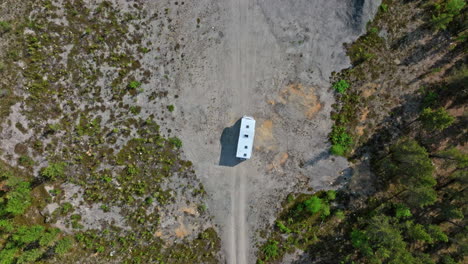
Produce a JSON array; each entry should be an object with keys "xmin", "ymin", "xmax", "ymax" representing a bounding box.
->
[{"xmin": 219, "ymin": 118, "xmax": 245, "ymax": 167}]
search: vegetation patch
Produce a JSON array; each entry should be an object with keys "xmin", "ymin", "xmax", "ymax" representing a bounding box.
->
[
  {"xmin": 256, "ymin": 191, "xmax": 337, "ymax": 263},
  {"xmin": 0, "ymin": 0, "xmax": 220, "ymax": 263}
]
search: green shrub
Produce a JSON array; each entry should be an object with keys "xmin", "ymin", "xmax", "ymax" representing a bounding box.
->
[
  {"xmin": 126, "ymin": 164, "xmax": 139, "ymax": 175},
  {"xmin": 330, "ymin": 126, "xmax": 353, "ymax": 146},
  {"xmin": 46, "ymin": 123, "xmax": 61, "ymax": 133},
  {"xmin": 431, "ymin": 13, "xmax": 453, "ymax": 30},
  {"xmin": 329, "ymin": 125, "xmax": 353, "ymax": 156},
  {"xmin": 198, "ymin": 204, "xmax": 207, "ymax": 212},
  {"xmin": 129, "ymin": 105, "xmax": 141, "ymax": 115},
  {"xmin": 18, "ymin": 156, "xmax": 34, "ymax": 167},
  {"xmin": 380, "ymin": 4, "xmax": 388, "ymax": 12},
  {"xmin": 60, "ymin": 202, "xmax": 74, "ymax": 215},
  {"xmin": 167, "ymin": 105, "xmax": 175, "ymax": 112},
  {"xmin": 321, "ymin": 203, "xmax": 331, "ymax": 218},
  {"xmin": 39, "ymin": 228, "xmax": 60, "ymax": 247},
  {"xmin": 17, "ymin": 249, "xmax": 42, "ymax": 264},
  {"xmin": 100, "ymin": 204, "xmax": 110, "ymax": 212},
  {"xmin": 144, "ymin": 197, "xmax": 153, "ymax": 205},
  {"xmin": 326, "ymin": 190, "xmax": 336, "ymax": 200},
  {"xmin": 276, "ymin": 221, "xmax": 291, "ymax": 233},
  {"xmin": 330, "ymin": 144, "xmax": 346, "ymax": 156},
  {"xmin": 40, "ymin": 162, "xmax": 66, "ymax": 180},
  {"xmin": 168, "ymin": 137, "xmax": 182, "ymax": 148},
  {"xmin": 13, "ymin": 225, "xmax": 45, "ymax": 244},
  {"xmin": 127, "ymin": 81, "xmax": 141, "ymax": 90},
  {"xmin": 55, "ymin": 237, "xmax": 73, "ymax": 255},
  {"xmin": 303, "ymin": 196, "xmax": 323, "ymax": 214},
  {"xmin": 0, "ymin": 248, "xmax": 17, "ymax": 264},
  {"xmin": 333, "ymin": 80, "xmax": 350, "ymax": 93},
  {"xmin": 4, "ymin": 178, "xmax": 32, "ymax": 216},
  {"xmin": 422, "ymin": 91, "xmax": 439, "ymax": 108},
  {"xmin": 0, "ymin": 21, "xmax": 12, "ymax": 33},
  {"xmin": 0, "ymin": 220, "xmax": 14, "ymax": 232},
  {"xmin": 96, "ymin": 245, "xmax": 105, "ymax": 253},
  {"xmin": 262, "ymin": 240, "xmax": 279, "ymax": 261},
  {"xmin": 335, "ymin": 210, "xmax": 345, "ymax": 220}
]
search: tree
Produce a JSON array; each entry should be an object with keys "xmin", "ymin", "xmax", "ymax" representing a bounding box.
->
[
  {"xmin": 378, "ymin": 139, "xmax": 437, "ymax": 207},
  {"xmin": 427, "ymin": 225, "xmax": 448, "ymax": 243},
  {"xmin": 353, "ymin": 215, "xmax": 415, "ymax": 263},
  {"xmin": 406, "ymin": 222, "xmax": 433, "ymax": 243},
  {"xmin": 351, "ymin": 229, "xmax": 372, "ymax": 256},
  {"xmin": 403, "ymin": 186, "xmax": 437, "ymax": 208},
  {"xmin": 379, "ymin": 139, "xmax": 434, "ymax": 185},
  {"xmin": 439, "ymin": 205, "xmax": 464, "ymax": 220},
  {"xmin": 446, "ymin": 0, "xmax": 466, "ymax": 13},
  {"xmin": 434, "ymin": 147, "xmax": 468, "ymax": 172},
  {"xmin": 420, "ymin": 107, "xmax": 455, "ymax": 131},
  {"xmin": 431, "ymin": 0, "xmax": 466, "ymax": 30},
  {"xmin": 395, "ymin": 204, "xmax": 412, "ymax": 219}
]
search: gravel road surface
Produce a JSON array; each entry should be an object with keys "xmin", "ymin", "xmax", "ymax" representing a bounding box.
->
[{"xmin": 150, "ymin": 0, "xmax": 381, "ymax": 262}]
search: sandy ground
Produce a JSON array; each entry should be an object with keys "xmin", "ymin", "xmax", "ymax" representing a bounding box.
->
[{"xmin": 144, "ymin": 0, "xmax": 381, "ymax": 263}]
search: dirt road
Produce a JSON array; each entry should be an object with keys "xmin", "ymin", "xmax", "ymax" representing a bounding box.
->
[{"xmin": 155, "ymin": 0, "xmax": 381, "ymax": 262}]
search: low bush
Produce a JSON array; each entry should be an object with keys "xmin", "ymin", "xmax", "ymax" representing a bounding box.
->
[
  {"xmin": 333, "ymin": 80, "xmax": 350, "ymax": 93},
  {"xmin": 262, "ymin": 240, "xmax": 279, "ymax": 261},
  {"xmin": 276, "ymin": 221, "xmax": 291, "ymax": 233},
  {"xmin": 330, "ymin": 144, "xmax": 346, "ymax": 156},
  {"xmin": 54, "ymin": 237, "xmax": 73, "ymax": 255},
  {"xmin": 40, "ymin": 162, "xmax": 67, "ymax": 181},
  {"xmin": 0, "ymin": 21, "xmax": 11, "ymax": 33},
  {"xmin": 127, "ymin": 81, "xmax": 141, "ymax": 90},
  {"xmin": 168, "ymin": 137, "xmax": 182, "ymax": 148},
  {"xmin": 329, "ymin": 125, "xmax": 353, "ymax": 156}
]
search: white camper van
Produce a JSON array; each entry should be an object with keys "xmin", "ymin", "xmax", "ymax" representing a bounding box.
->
[{"xmin": 236, "ymin": 116, "xmax": 256, "ymax": 160}]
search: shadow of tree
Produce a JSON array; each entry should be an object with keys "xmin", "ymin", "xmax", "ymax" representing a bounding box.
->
[{"xmin": 305, "ymin": 150, "xmax": 330, "ymax": 167}]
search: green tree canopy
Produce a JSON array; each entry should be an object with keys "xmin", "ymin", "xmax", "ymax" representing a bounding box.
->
[
  {"xmin": 380, "ymin": 139, "xmax": 434, "ymax": 186},
  {"xmin": 352, "ymin": 215, "xmax": 416, "ymax": 263},
  {"xmin": 379, "ymin": 139, "xmax": 437, "ymax": 207},
  {"xmin": 420, "ymin": 107, "xmax": 455, "ymax": 131}
]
